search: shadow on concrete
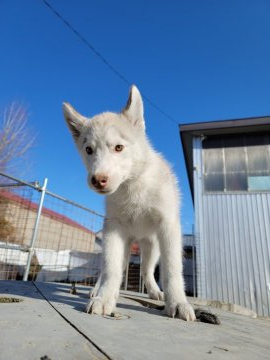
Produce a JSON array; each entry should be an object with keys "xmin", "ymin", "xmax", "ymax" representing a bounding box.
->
[{"xmin": 0, "ymin": 281, "xmax": 165, "ymax": 317}]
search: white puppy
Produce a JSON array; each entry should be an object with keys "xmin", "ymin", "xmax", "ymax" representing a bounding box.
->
[{"xmin": 63, "ymin": 86, "xmax": 195, "ymax": 321}]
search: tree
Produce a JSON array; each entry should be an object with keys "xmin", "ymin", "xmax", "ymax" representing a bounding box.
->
[{"xmin": 0, "ymin": 102, "xmax": 35, "ymax": 174}]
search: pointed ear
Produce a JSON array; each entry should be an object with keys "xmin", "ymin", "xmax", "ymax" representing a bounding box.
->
[
  {"xmin": 122, "ymin": 85, "xmax": 145, "ymax": 131},
  {"xmin": 63, "ymin": 102, "xmax": 86, "ymax": 141}
]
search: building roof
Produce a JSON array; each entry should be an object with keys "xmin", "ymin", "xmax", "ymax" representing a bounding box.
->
[
  {"xmin": 179, "ymin": 115, "xmax": 270, "ymax": 199},
  {"xmin": 0, "ymin": 190, "xmax": 95, "ymax": 235}
]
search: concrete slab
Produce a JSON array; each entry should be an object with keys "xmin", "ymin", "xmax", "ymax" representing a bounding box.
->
[
  {"xmin": 0, "ymin": 281, "xmax": 107, "ymax": 360},
  {"xmin": 1, "ymin": 281, "xmax": 270, "ymax": 360}
]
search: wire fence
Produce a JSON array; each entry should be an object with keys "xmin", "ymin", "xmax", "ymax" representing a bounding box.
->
[
  {"xmin": 0, "ymin": 172, "xmax": 196, "ymax": 295},
  {"xmin": 0, "ymin": 172, "xmax": 141, "ymax": 291}
]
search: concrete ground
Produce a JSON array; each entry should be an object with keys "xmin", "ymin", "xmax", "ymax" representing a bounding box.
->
[{"xmin": 0, "ymin": 281, "xmax": 269, "ymax": 360}]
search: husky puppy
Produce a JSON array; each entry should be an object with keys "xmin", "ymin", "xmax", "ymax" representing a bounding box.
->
[{"xmin": 63, "ymin": 86, "xmax": 195, "ymax": 321}]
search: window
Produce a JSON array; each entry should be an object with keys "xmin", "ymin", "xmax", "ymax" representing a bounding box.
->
[{"xmin": 203, "ymin": 133, "xmax": 270, "ymax": 192}]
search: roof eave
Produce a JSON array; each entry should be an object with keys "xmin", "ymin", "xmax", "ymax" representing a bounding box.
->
[{"xmin": 179, "ymin": 115, "xmax": 270, "ymax": 201}]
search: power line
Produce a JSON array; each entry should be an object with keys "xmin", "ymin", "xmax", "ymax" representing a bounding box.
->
[{"xmin": 41, "ymin": 0, "xmax": 179, "ymax": 126}]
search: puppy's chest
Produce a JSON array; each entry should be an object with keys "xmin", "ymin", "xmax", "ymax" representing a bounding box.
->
[
  {"xmin": 108, "ymin": 185, "xmax": 159, "ymax": 222},
  {"xmin": 116, "ymin": 203, "xmax": 159, "ymax": 238},
  {"xmin": 107, "ymin": 186, "xmax": 162, "ymax": 238}
]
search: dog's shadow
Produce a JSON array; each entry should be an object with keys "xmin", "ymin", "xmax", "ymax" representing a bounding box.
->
[
  {"xmin": 78, "ymin": 291, "xmax": 166, "ymax": 317},
  {"xmin": 116, "ymin": 301, "xmax": 166, "ymax": 317}
]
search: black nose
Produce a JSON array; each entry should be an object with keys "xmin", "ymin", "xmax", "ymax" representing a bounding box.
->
[{"xmin": 91, "ymin": 174, "xmax": 108, "ymax": 189}]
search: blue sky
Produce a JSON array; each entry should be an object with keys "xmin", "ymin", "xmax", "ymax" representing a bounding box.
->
[{"xmin": 1, "ymin": 0, "xmax": 270, "ymax": 233}]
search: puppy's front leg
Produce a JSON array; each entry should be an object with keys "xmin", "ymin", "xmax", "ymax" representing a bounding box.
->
[
  {"xmin": 158, "ymin": 220, "xmax": 196, "ymax": 321},
  {"xmin": 89, "ymin": 274, "xmax": 101, "ymax": 298},
  {"xmin": 86, "ymin": 227, "xmax": 126, "ymax": 315}
]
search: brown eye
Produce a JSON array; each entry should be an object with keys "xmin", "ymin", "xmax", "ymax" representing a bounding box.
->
[
  {"xmin": 85, "ymin": 146, "xmax": 93, "ymax": 155},
  {"xmin": 115, "ymin": 145, "xmax": 124, "ymax": 152}
]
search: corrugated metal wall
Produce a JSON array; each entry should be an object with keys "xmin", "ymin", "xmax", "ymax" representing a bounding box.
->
[{"xmin": 193, "ymin": 137, "xmax": 270, "ymax": 316}]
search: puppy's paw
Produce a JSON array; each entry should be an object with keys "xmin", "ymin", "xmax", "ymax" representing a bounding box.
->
[
  {"xmin": 148, "ymin": 290, "xmax": 164, "ymax": 301},
  {"xmin": 166, "ymin": 301, "xmax": 196, "ymax": 321},
  {"xmin": 86, "ymin": 296, "xmax": 115, "ymax": 316},
  {"xmin": 89, "ymin": 287, "xmax": 98, "ymax": 298}
]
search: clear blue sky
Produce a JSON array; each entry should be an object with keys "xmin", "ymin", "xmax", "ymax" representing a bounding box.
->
[{"xmin": 1, "ymin": 0, "xmax": 270, "ymax": 233}]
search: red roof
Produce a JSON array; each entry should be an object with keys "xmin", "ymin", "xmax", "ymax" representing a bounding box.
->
[
  {"xmin": 0, "ymin": 190, "xmax": 95, "ymax": 235},
  {"xmin": 131, "ymin": 242, "xmax": 140, "ymax": 255}
]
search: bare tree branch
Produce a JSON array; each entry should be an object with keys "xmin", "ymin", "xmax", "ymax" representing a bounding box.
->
[{"xmin": 0, "ymin": 102, "xmax": 36, "ymax": 174}]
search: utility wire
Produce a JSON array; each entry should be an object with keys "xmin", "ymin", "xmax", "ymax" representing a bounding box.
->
[{"xmin": 41, "ymin": 0, "xmax": 179, "ymax": 126}]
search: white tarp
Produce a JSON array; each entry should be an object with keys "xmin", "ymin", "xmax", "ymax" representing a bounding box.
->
[
  {"xmin": 0, "ymin": 242, "xmax": 101, "ymax": 282},
  {"xmin": 0, "ymin": 242, "xmax": 28, "ymax": 266},
  {"xmin": 35, "ymin": 249, "xmax": 101, "ymax": 282}
]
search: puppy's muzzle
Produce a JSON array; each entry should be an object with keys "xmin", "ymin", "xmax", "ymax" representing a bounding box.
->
[{"xmin": 91, "ymin": 174, "xmax": 108, "ymax": 190}]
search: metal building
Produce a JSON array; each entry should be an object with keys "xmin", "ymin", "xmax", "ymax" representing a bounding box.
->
[{"xmin": 180, "ymin": 116, "xmax": 270, "ymax": 316}]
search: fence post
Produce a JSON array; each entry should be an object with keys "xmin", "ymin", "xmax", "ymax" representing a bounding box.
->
[
  {"xmin": 23, "ymin": 178, "xmax": 48, "ymax": 281},
  {"xmin": 124, "ymin": 260, "xmax": 129, "ymax": 291},
  {"xmin": 192, "ymin": 225, "xmax": 197, "ymax": 297},
  {"xmin": 139, "ymin": 253, "xmax": 145, "ymax": 293}
]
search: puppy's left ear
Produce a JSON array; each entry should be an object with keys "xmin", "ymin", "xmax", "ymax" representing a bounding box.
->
[{"xmin": 122, "ymin": 85, "xmax": 145, "ymax": 131}]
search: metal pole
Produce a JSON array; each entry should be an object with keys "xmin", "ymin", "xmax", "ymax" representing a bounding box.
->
[
  {"xmin": 0, "ymin": 171, "xmax": 40, "ymax": 190},
  {"xmin": 23, "ymin": 178, "xmax": 48, "ymax": 281},
  {"xmin": 139, "ymin": 253, "xmax": 144, "ymax": 293},
  {"xmin": 141, "ymin": 278, "xmax": 145, "ymax": 294},
  {"xmin": 192, "ymin": 225, "xmax": 196, "ymax": 297},
  {"xmin": 124, "ymin": 260, "xmax": 129, "ymax": 291}
]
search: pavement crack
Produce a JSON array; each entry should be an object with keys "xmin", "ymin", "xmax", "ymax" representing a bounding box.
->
[{"xmin": 32, "ymin": 282, "xmax": 112, "ymax": 360}]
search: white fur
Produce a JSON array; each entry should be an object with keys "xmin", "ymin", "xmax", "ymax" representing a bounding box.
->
[{"xmin": 63, "ymin": 86, "xmax": 195, "ymax": 321}]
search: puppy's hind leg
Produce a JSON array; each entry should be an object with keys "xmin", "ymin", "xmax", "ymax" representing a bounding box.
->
[{"xmin": 141, "ymin": 237, "xmax": 164, "ymax": 301}]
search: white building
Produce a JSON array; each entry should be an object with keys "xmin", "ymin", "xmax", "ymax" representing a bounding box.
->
[{"xmin": 180, "ymin": 116, "xmax": 270, "ymax": 316}]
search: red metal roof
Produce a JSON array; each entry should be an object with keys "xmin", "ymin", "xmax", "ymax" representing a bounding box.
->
[
  {"xmin": 131, "ymin": 242, "xmax": 140, "ymax": 255},
  {"xmin": 0, "ymin": 190, "xmax": 95, "ymax": 235}
]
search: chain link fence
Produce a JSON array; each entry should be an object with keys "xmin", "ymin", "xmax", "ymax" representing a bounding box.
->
[
  {"xmin": 0, "ymin": 172, "xmax": 196, "ymax": 295},
  {"xmin": 0, "ymin": 172, "xmax": 142, "ymax": 291}
]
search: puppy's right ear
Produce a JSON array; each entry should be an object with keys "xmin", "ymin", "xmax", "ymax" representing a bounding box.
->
[{"xmin": 63, "ymin": 102, "xmax": 86, "ymax": 141}]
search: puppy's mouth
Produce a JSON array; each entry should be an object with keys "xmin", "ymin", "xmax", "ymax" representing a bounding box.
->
[
  {"xmin": 94, "ymin": 188, "xmax": 115, "ymax": 195},
  {"xmin": 97, "ymin": 189, "xmax": 110, "ymax": 194}
]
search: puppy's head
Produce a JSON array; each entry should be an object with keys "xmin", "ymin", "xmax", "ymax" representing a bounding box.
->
[{"xmin": 63, "ymin": 85, "xmax": 146, "ymax": 195}]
